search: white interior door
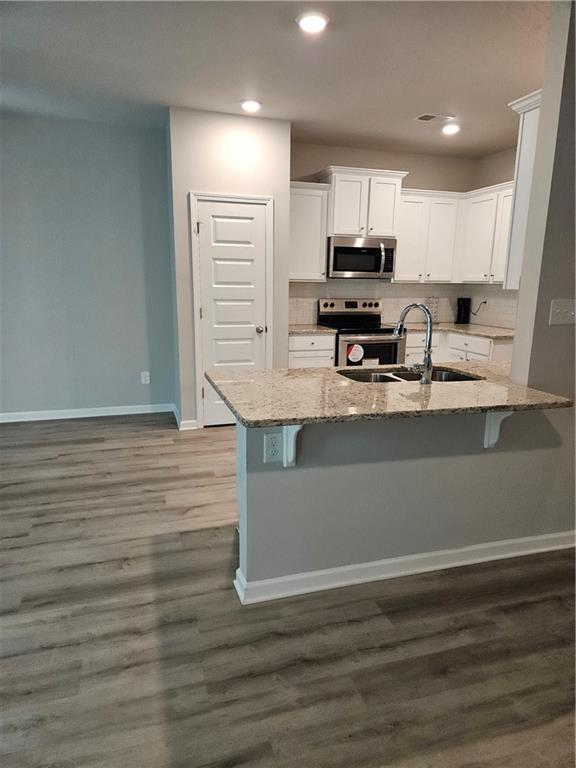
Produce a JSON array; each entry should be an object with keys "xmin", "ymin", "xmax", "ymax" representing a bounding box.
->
[{"xmin": 197, "ymin": 199, "xmax": 268, "ymax": 426}]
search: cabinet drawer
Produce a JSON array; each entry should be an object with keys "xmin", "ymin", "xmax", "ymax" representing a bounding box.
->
[
  {"xmin": 288, "ymin": 350, "xmax": 334, "ymax": 368},
  {"xmin": 447, "ymin": 333, "xmax": 491, "ymax": 356},
  {"xmin": 405, "ymin": 332, "xmax": 439, "ymax": 351},
  {"xmin": 289, "ymin": 334, "xmax": 335, "ymax": 352},
  {"xmin": 406, "ymin": 332, "xmax": 427, "ymax": 349},
  {"xmin": 465, "ymin": 350, "xmax": 490, "ymax": 362}
]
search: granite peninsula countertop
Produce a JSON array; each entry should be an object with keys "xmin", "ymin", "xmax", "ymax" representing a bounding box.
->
[
  {"xmin": 404, "ymin": 323, "xmax": 514, "ymax": 340},
  {"xmin": 206, "ymin": 361, "xmax": 572, "ymax": 428},
  {"xmin": 288, "ymin": 323, "xmax": 514, "ymax": 340}
]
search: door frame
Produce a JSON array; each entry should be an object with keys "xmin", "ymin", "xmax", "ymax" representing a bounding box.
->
[{"xmin": 188, "ymin": 192, "xmax": 274, "ymax": 428}]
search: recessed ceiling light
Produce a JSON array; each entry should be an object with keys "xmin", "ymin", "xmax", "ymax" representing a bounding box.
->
[
  {"xmin": 442, "ymin": 123, "xmax": 461, "ymax": 136},
  {"xmin": 241, "ymin": 100, "xmax": 261, "ymax": 114},
  {"xmin": 297, "ymin": 12, "xmax": 329, "ymax": 34}
]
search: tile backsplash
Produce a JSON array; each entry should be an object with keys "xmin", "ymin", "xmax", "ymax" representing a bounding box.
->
[{"xmin": 289, "ymin": 281, "xmax": 518, "ymax": 329}]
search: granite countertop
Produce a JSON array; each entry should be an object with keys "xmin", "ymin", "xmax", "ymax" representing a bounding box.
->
[
  {"xmin": 206, "ymin": 361, "xmax": 572, "ymax": 428},
  {"xmin": 405, "ymin": 323, "xmax": 514, "ymax": 340},
  {"xmin": 288, "ymin": 324, "xmax": 338, "ymax": 336},
  {"xmin": 288, "ymin": 323, "xmax": 514, "ymax": 340}
]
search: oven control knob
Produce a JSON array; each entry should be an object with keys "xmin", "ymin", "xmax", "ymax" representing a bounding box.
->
[
  {"xmin": 368, "ymin": 302, "xmax": 373, "ymax": 307},
  {"xmin": 329, "ymin": 302, "xmax": 335, "ymax": 308},
  {"xmin": 374, "ymin": 302, "xmax": 379, "ymax": 308},
  {"xmin": 323, "ymin": 302, "xmax": 329, "ymax": 308},
  {"xmin": 362, "ymin": 302, "xmax": 367, "ymax": 308}
]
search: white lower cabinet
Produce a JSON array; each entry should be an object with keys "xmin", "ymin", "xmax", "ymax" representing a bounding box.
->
[
  {"xmin": 288, "ymin": 334, "xmax": 335, "ymax": 368},
  {"xmin": 405, "ymin": 330, "xmax": 513, "ymax": 365}
]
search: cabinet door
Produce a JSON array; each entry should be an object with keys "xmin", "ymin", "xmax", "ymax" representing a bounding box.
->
[
  {"xmin": 491, "ymin": 186, "xmax": 514, "ymax": 282},
  {"xmin": 367, "ymin": 176, "xmax": 400, "ymax": 236},
  {"xmin": 289, "ymin": 186, "xmax": 328, "ymax": 281},
  {"xmin": 331, "ymin": 174, "xmax": 369, "ymax": 235},
  {"xmin": 424, "ymin": 198, "xmax": 458, "ymax": 282},
  {"xmin": 394, "ymin": 195, "xmax": 428, "ymax": 282},
  {"xmin": 461, "ymin": 194, "xmax": 498, "ymax": 282}
]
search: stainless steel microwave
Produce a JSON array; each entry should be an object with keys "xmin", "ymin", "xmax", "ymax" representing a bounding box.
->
[{"xmin": 328, "ymin": 236, "xmax": 396, "ymax": 280}]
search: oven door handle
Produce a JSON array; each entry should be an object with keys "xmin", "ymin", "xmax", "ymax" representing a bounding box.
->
[
  {"xmin": 339, "ymin": 334, "xmax": 403, "ymax": 343},
  {"xmin": 379, "ymin": 241, "xmax": 386, "ymax": 276}
]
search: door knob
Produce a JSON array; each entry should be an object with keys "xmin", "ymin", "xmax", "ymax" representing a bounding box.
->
[{"xmin": 256, "ymin": 326, "xmax": 264, "ymax": 334}]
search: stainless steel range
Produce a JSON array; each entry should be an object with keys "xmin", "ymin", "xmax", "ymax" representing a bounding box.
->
[{"xmin": 317, "ymin": 299, "xmax": 406, "ymax": 367}]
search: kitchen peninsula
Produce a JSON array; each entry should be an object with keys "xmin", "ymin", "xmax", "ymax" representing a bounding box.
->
[{"xmin": 207, "ymin": 364, "xmax": 572, "ymax": 604}]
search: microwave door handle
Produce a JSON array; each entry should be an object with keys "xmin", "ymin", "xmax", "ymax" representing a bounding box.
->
[{"xmin": 379, "ymin": 242, "xmax": 386, "ymax": 276}]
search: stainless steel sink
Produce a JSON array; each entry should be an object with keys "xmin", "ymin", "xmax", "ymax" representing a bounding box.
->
[{"xmin": 337, "ymin": 367, "xmax": 483, "ymax": 383}]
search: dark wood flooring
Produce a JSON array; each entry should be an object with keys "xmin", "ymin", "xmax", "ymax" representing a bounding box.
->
[{"xmin": 1, "ymin": 414, "xmax": 574, "ymax": 767}]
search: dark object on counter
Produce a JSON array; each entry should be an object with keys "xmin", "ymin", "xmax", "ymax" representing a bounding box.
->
[{"xmin": 456, "ymin": 297, "xmax": 471, "ymax": 325}]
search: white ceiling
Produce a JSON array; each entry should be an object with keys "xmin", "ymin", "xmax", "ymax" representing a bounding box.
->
[{"xmin": 1, "ymin": 1, "xmax": 551, "ymax": 157}]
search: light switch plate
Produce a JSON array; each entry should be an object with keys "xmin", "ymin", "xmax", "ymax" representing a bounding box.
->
[{"xmin": 549, "ymin": 299, "xmax": 575, "ymax": 326}]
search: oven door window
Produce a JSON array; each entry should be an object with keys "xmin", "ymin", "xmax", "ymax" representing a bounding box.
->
[
  {"xmin": 332, "ymin": 246, "xmax": 381, "ymax": 274},
  {"xmin": 344, "ymin": 341, "xmax": 399, "ymax": 366}
]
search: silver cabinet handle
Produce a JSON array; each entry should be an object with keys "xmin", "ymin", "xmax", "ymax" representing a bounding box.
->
[
  {"xmin": 256, "ymin": 326, "xmax": 264, "ymax": 334},
  {"xmin": 359, "ymin": 226, "xmax": 365, "ymax": 231},
  {"xmin": 369, "ymin": 226, "xmax": 374, "ymax": 231}
]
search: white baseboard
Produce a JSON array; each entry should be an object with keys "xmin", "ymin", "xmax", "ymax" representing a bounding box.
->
[
  {"xmin": 0, "ymin": 403, "xmax": 176, "ymax": 424},
  {"xmin": 234, "ymin": 530, "xmax": 575, "ymax": 604},
  {"xmin": 172, "ymin": 405, "xmax": 199, "ymax": 431},
  {"xmin": 178, "ymin": 419, "xmax": 199, "ymax": 431}
]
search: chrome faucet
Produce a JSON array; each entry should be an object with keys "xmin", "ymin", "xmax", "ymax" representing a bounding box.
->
[{"xmin": 393, "ymin": 303, "xmax": 434, "ymax": 384}]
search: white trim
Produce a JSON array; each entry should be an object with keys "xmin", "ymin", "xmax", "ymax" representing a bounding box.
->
[
  {"xmin": 402, "ymin": 188, "xmax": 466, "ymax": 199},
  {"xmin": 509, "ymin": 89, "xmax": 542, "ymax": 114},
  {"xmin": 0, "ymin": 403, "xmax": 176, "ymax": 424},
  {"xmin": 177, "ymin": 419, "xmax": 199, "ymax": 431},
  {"xmin": 316, "ymin": 165, "xmax": 410, "ymax": 180},
  {"xmin": 171, "ymin": 404, "xmax": 199, "ymax": 431},
  {"xmin": 234, "ymin": 530, "xmax": 575, "ymax": 604},
  {"xmin": 290, "ymin": 181, "xmax": 330, "ymax": 191},
  {"xmin": 189, "ymin": 192, "xmax": 274, "ymax": 429}
]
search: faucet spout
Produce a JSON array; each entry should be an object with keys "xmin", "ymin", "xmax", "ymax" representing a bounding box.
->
[{"xmin": 394, "ymin": 303, "xmax": 434, "ymax": 384}]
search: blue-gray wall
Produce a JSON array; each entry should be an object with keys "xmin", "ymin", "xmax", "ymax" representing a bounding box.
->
[{"xmin": 0, "ymin": 113, "xmax": 175, "ymax": 414}]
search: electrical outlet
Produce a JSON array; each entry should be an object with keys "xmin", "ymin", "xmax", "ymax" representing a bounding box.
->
[
  {"xmin": 263, "ymin": 433, "xmax": 282, "ymax": 463},
  {"xmin": 140, "ymin": 371, "xmax": 151, "ymax": 385},
  {"xmin": 549, "ymin": 299, "xmax": 575, "ymax": 326}
]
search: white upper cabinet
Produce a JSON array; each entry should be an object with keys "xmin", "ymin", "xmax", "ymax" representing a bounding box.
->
[
  {"xmin": 458, "ymin": 183, "xmax": 514, "ymax": 284},
  {"xmin": 395, "ymin": 194, "xmax": 429, "ymax": 282},
  {"xmin": 332, "ymin": 174, "xmax": 369, "ymax": 235},
  {"xmin": 317, "ymin": 167, "xmax": 409, "ymax": 237},
  {"xmin": 460, "ymin": 192, "xmax": 499, "ymax": 282},
  {"xmin": 289, "ymin": 183, "xmax": 329, "ymax": 282},
  {"xmin": 425, "ymin": 198, "xmax": 459, "ymax": 282},
  {"xmin": 394, "ymin": 192, "xmax": 459, "ymax": 283},
  {"xmin": 491, "ymin": 187, "xmax": 514, "ymax": 282},
  {"xmin": 367, "ymin": 176, "xmax": 400, "ymax": 236}
]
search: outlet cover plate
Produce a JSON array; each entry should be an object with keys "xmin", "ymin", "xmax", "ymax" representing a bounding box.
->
[
  {"xmin": 549, "ymin": 299, "xmax": 575, "ymax": 326},
  {"xmin": 263, "ymin": 433, "xmax": 282, "ymax": 463}
]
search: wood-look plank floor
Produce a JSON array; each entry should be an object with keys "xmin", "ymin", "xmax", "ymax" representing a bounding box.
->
[{"xmin": 0, "ymin": 414, "xmax": 574, "ymax": 768}]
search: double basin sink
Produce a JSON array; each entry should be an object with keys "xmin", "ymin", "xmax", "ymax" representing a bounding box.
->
[{"xmin": 338, "ymin": 367, "xmax": 483, "ymax": 384}]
